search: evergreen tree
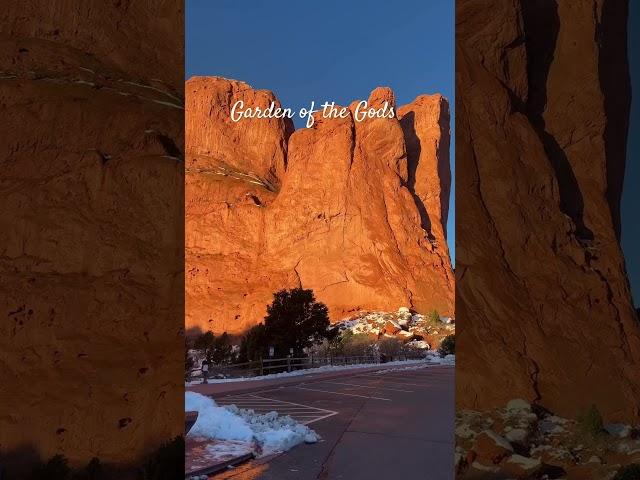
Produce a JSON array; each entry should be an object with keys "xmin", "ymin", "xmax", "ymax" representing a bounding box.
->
[{"xmin": 264, "ymin": 288, "xmax": 330, "ymax": 357}]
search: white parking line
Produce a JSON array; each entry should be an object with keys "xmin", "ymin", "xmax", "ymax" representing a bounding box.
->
[
  {"xmin": 317, "ymin": 380, "xmax": 413, "ymax": 393},
  {"xmin": 354, "ymin": 375, "xmax": 433, "ymax": 387},
  {"xmin": 294, "ymin": 385, "xmax": 391, "ymax": 401},
  {"xmin": 304, "ymin": 411, "xmax": 339, "ymax": 424},
  {"xmin": 217, "ymin": 404, "xmax": 322, "ymax": 409},
  {"xmin": 250, "ymin": 394, "xmax": 334, "ymax": 409},
  {"xmin": 214, "ymin": 393, "xmax": 338, "ymax": 425},
  {"xmin": 361, "ymin": 372, "xmax": 430, "ymax": 379},
  {"xmin": 217, "ymin": 398, "xmax": 282, "ymax": 402},
  {"xmin": 216, "ymin": 400, "xmax": 301, "ymax": 405}
]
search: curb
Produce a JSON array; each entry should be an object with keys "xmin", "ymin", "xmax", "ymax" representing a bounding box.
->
[
  {"xmin": 186, "ymin": 452, "xmax": 254, "ymax": 479},
  {"xmin": 187, "ymin": 361, "xmax": 451, "ymax": 398}
]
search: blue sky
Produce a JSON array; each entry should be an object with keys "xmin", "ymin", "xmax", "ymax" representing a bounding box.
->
[
  {"xmin": 622, "ymin": 3, "xmax": 639, "ymax": 306},
  {"xmin": 186, "ymin": 0, "xmax": 455, "ymax": 262}
]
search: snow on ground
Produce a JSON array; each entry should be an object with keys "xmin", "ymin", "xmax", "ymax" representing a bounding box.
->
[
  {"xmin": 406, "ymin": 340, "xmax": 431, "ymax": 349},
  {"xmin": 186, "ymin": 392, "xmax": 318, "ymax": 456},
  {"xmin": 187, "ymin": 356, "xmax": 452, "ymax": 385},
  {"xmin": 186, "ymin": 438, "xmax": 254, "ymax": 479},
  {"xmin": 200, "ymin": 440, "xmax": 253, "ymax": 458},
  {"xmin": 368, "ymin": 355, "xmax": 455, "ymax": 373}
]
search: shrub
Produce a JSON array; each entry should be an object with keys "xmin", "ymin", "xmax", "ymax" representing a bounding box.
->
[
  {"xmin": 238, "ymin": 323, "xmax": 268, "ymax": 362},
  {"xmin": 72, "ymin": 458, "xmax": 103, "ymax": 480},
  {"xmin": 325, "ymin": 326, "xmax": 342, "ymax": 353},
  {"xmin": 141, "ymin": 436, "xmax": 184, "ymax": 480},
  {"xmin": 577, "ymin": 404, "xmax": 605, "ymax": 439},
  {"xmin": 184, "ymin": 348, "xmax": 194, "ymax": 381},
  {"xmin": 193, "ymin": 331, "xmax": 215, "ymax": 361},
  {"xmin": 329, "ymin": 330, "xmax": 357, "ymax": 355},
  {"xmin": 613, "ymin": 464, "xmax": 640, "ymax": 480},
  {"xmin": 426, "ymin": 309, "xmax": 440, "ymax": 324},
  {"xmin": 438, "ymin": 335, "xmax": 455, "ymax": 357},
  {"xmin": 30, "ymin": 454, "xmax": 71, "ymax": 480},
  {"xmin": 378, "ymin": 337, "xmax": 403, "ymax": 357},
  {"xmin": 210, "ymin": 332, "xmax": 233, "ymax": 364},
  {"xmin": 402, "ymin": 342, "xmax": 427, "ymax": 357},
  {"xmin": 341, "ymin": 333, "xmax": 376, "ymax": 357}
]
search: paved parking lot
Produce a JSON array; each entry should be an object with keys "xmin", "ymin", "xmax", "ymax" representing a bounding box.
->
[
  {"xmin": 213, "ymin": 393, "xmax": 338, "ymax": 425},
  {"xmin": 208, "ymin": 364, "xmax": 454, "ymax": 480}
]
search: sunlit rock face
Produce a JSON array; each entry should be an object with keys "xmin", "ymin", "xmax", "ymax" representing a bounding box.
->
[
  {"xmin": 456, "ymin": 0, "xmax": 639, "ymax": 422},
  {"xmin": 186, "ymin": 77, "xmax": 454, "ymax": 335}
]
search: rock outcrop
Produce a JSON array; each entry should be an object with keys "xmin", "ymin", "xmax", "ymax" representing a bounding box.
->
[
  {"xmin": 456, "ymin": 0, "xmax": 640, "ymax": 422},
  {"xmin": 456, "ymin": 400, "xmax": 640, "ymax": 479},
  {"xmin": 186, "ymin": 77, "xmax": 453, "ymax": 334},
  {"xmin": 0, "ymin": 0, "xmax": 183, "ymax": 472},
  {"xmin": 332, "ymin": 309, "xmax": 455, "ymax": 351}
]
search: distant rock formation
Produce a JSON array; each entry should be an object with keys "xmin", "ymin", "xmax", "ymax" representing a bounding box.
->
[
  {"xmin": 186, "ymin": 77, "xmax": 454, "ymax": 334},
  {"xmin": 456, "ymin": 0, "xmax": 640, "ymax": 422}
]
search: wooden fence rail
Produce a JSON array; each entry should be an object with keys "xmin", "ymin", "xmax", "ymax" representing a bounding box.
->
[{"xmin": 187, "ymin": 353, "xmax": 424, "ymax": 382}]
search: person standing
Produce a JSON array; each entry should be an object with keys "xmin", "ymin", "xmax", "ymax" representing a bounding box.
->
[{"xmin": 201, "ymin": 358, "xmax": 209, "ymax": 384}]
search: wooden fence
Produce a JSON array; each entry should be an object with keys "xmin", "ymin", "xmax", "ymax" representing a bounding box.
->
[{"xmin": 187, "ymin": 353, "xmax": 424, "ymax": 382}]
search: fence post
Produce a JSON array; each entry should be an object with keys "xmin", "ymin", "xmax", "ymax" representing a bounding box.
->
[
  {"xmin": 260, "ymin": 358, "xmax": 264, "ymax": 376},
  {"xmin": 287, "ymin": 355, "xmax": 291, "ymax": 372}
]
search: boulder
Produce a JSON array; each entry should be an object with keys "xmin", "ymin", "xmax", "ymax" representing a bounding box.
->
[
  {"xmin": 383, "ymin": 320, "xmax": 402, "ymax": 335},
  {"xmin": 472, "ymin": 430, "xmax": 513, "ymax": 466},
  {"xmin": 501, "ymin": 454, "xmax": 542, "ymax": 479}
]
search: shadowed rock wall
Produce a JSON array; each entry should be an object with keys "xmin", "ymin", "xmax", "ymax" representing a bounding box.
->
[
  {"xmin": 456, "ymin": 0, "xmax": 639, "ymax": 422},
  {"xmin": 0, "ymin": 0, "xmax": 184, "ymax": 469}
]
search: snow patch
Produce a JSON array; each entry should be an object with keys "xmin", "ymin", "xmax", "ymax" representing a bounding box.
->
[
  {"xmin": 506, "ymin": 399, "xmax": 531, "ymax": 413},
  {"xmin": 604, "ymin": 423, "xmax": 632, "ymax": 438},
  {"xmin": 505, "ymin": 454, "xmax": 541, "ymax": 470},
  {"xmin": 505, "ymin": 428, "xmax": 528, "ymax": 443}
]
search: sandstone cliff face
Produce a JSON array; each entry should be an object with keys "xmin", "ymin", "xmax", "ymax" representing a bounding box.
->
[
  {"xmin": 0, "ymin": 0, "xmax": 183, "ymax": 470},
  {"xmin": 456, "ymin": 0, "xmax": 639, "ymax": 422},
  {"xmin": 186, "ymin": 77, "xmax": 453, "ymax": 334}
]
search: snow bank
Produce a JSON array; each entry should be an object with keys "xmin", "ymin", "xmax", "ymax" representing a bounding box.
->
[
  {"xmin": 368, "ymin": 354, "xmax": 455, "ymax": 373},
  {"xmin": 226, "ymin": 406, "xmax": 318, "ymax": 454},
  {"xmin": 186, "ymin": 392, "xmax": 253, "ymax": 441},
  {"xmin": 440, "ymin": 354, "xmax": 456, "ymax": 365},
  {"xmin": 185, "ymin": 392, "xmax": 318, "ymax": 456},
  {"xmin": 420, "ymin": 351, "xmax": 454, "ymax": 366}
]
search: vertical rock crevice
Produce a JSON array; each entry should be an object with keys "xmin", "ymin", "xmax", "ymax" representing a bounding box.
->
[{"xmin": 521, "ymin": 0, "xmax": 593, "ymax": 242}]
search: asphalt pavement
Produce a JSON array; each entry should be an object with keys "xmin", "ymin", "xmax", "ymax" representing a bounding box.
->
[{"xmin": 204, "ymin": 364, "xmax": 455, "ymax": 480}]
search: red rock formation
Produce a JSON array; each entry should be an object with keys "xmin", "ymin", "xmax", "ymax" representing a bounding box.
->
[
  {"xmin": 0, "ymin": 0, "xmax": 183, "ymax": 471},
  {"xmin": 186, "ymin": 77, "xmax": 453, "ymax": 334},
  {"xmin": 456, "ymin": 0, "xmax": 640, "ymax": 422}
]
